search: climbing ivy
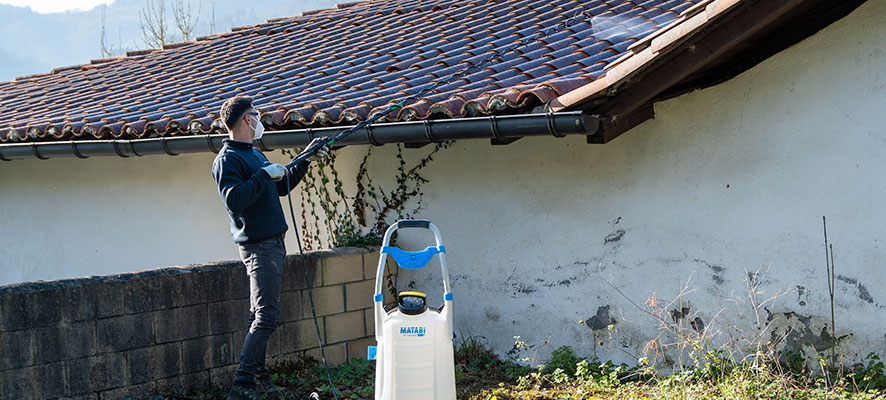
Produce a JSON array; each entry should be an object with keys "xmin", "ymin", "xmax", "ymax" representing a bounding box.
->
[{"xmin": 282, "ymin": 141, "xmax": 452, "ymax": 250}]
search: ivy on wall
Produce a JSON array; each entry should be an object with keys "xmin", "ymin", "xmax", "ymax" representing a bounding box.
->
[{"xmin": 283, "ymin": 141, "xmax": 452, "ymax": 250}]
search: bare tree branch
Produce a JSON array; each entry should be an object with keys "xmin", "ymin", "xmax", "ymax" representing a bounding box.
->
[
  {"xmin": 139, "ymin": 0, "xmax": 170, "ymax": 48},
  {"xmin": 100, "ymin": 6, "xmax": 117, "ymax": 57},
  {"xmin": 172, "ymin": 0, "xmax": 201, "ymax": 41}
]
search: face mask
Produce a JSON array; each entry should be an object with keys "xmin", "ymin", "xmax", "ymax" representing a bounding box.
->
[{"xmin": 250, "ymin": 115, "xmax": 265, "ymax": 140}]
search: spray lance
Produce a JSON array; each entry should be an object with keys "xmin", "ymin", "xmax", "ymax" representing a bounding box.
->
[{"xmin": 272, "ymin": 6, "xmax": 611, "ymax": 399}]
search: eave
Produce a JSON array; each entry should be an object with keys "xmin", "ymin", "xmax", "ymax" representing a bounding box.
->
[{"xmin": 546, "ymin": 0, "xmax": 869, "ymax": 143}]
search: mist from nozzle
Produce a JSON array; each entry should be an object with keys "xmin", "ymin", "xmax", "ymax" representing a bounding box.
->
[{"xmin": 590, "ymin": 12, "xmax": 647, "ymax": 43}]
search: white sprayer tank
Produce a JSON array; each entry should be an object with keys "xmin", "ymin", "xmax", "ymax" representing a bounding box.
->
[{"xmin": 371, "ymin": 220, "xmax": 456, "ymax": 400}]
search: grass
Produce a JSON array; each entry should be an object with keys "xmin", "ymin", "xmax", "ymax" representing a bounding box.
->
[{"xmin": 152, "ymin": 340, "xmax": 885, "ymax": 400}]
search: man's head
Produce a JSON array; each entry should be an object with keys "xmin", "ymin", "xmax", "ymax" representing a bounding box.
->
[{"xmin": 219, "ymin": 95, "xmax": 261, "ymax": 141}]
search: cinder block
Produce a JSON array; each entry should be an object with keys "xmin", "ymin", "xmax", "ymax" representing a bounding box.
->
[
  {"xmin": 88, "ymin": 354, "xmax": 127, "ymax": 392},
  {"xmin": 68, "ymin": 394, "xmax": 99, "ymax": 400},
  {"xmin": 121, "ymin": 278, "xmax": 158, "ymax": 315},
  {"xmin": 210, "ymin": 364, "xmax": 238, "ymax": 388},
  {"xmin": 279, "ymin": 290, "xmax": 306, "ymax": 323},
  {"xmin": 29, "ymin": 289, "xmax": 67, "ymax": 328},
  {"xmin": 0, "ymin": 329, "xmax": 33, "ymax": 370},
  {"xmin": 278, "ymin": 320, "xmax": 324, "ymax": 355},
  {"xmin": 65, "ymin": 356, "xmax": 92, "ymax": 395},
  {"xmin": 363, "ymin": 250, "xmax": 381, "ymax": 280},
  {"xmin": 266, "ymin": 326, "xmax": 281, "ymax": 359},
  {"xmin": 207, "ymin": 333, "xmax": 234, "ymax": 368},
  {"xmin": 303, "ymin": 286, "xmax": 344, "ymax": 317},
  {"xmin": 96, "ymin": 315, "xmax": 152, "ymax": 353},
  {"xmin": 306, "ymin": 343, "xmax": 346, "ymax": 367},
  {"xmin": 0, "ymin": 366, "xmax": 35, "ymax": 399},
  {"xmin": 33, "ymin": 321, "xmax": 96, "ymax": 364},
  {"xmin": 97, "ymin": 381, "xmax": 156, "ymax": 400},
  {"xmin": 364, "ymin": 309, "xmax": 375, "ymax": 337},
  {"xmin": 322, "ymin": 252, "xmax": 364, "ymax": 285},
  {"xmin": 208, "ymin": 300, "xmax": 246, "ymax": 335},
  {"xmin": 228, "ymin": 267, "xmax": 250, "ymax": 300},
  {"xmin": 201, "ymin": 269, "xmax": 234, "ymax": 304},
  {"xmin": 282, "ymin": 255, "xmax": 321, "ymax": 291},
  {"xmin": 125, "ymin": 347, "xmax": 152, "ymax": 385},
  {"xmin": 154, "ymin": 304, "xmax": 209, "ymax": 343},
  {"xmin": 148, "ymin": 342, "xmax": 182, "ymax": 380},
  {"xmin": 345, "ymin": 280, "xmax": 375, "ymax": 312},
  {"xmin": 346, "ymin": 337, "xmax": 377, "ymax": 361},
  {"xmin": 181, "ymin": 336, "xmax": 211, "ymax": 374},
  {"xmin": 0, "ymin": 291, "xmax": 30, "ymax": 331},
  {"xmin": 153, "ymin": 273, "xmax": 185, "ymax": 310},
  {"xmin": 66, "ymin": 285, "xmax": 96, "ymax": 323},
  {"xmin": 92, "ymin": 282, "xmax": 128, "ymax": 319},
  {"xmin": 324, "ymin": 310, "xmax": 366, "ymax": 344},
  {"xmin": 37, "ymin": 361, "xmax": 67, "ymax": 399},
  {"xmin": 156, "ymin": 370, "xmax": 210, "ymax": 397}
]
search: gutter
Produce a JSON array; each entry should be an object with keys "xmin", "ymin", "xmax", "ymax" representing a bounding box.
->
[{"xmin": 0, "ymin": 112, "xmax": 599, "ymax": 161}]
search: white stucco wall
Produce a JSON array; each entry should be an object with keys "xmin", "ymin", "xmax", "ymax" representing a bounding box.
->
[
  {"xmin": 2, "ymin": 0, "xmax": 884, "ymax": 365},
  {"xmin": 333, "ymin": 0, "xmax": 886, "ymax": 365},
  {"xmin": 0, "ymin": 150, "xmax": 303, "ymax": 285}
]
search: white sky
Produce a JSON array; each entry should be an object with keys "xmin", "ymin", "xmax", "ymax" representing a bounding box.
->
[{"xmin": 0, "ymin": 0, "xmax": 113, "ymax": 13}]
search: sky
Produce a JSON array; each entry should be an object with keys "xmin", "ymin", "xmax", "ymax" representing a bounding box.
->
[{"xmin": 0, "ymin": 0, "xmax": 112, "ymax": 13}]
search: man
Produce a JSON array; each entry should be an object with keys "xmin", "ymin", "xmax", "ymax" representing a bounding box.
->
[{"xmin": 212, "ymin": 95, "xmax": 329, "ymax": 400}]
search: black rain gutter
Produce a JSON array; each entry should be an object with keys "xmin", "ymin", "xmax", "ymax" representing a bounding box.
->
[{"xmin": 0, "ymin": 112, "xmax": 599, "ymax": 161}]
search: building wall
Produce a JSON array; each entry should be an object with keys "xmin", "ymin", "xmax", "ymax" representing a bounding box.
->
[
  {"xmin": 332, "ymin": 0, "xmax": 886, "ymax": 366},
  {"xmin": 0, "ymin": 145, "xmax": 304, "ymax": 285},
  {"xmin": 1, "ymin": 0, "xmax": 884, "ymax": 366}
]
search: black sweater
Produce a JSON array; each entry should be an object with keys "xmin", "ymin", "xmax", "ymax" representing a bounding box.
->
[{"xmin": 211, "ymin": 139, "xmax": 310, "ymax": 244}]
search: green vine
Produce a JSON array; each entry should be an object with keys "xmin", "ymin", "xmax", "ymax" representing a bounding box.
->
[{"xmin": 282, "ymin": 140, "xmax": 452, "ymax": 250}]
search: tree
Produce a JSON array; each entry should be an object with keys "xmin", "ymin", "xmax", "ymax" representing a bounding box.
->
[
  {"xmin": 172, "ymin": 0, "xmax": 201, "ymax": 41},
  {"xmin": 100, "ymin": 6, "xmax": 118, "ymax": 57},
  {"xmin": 138, "ymin": 0, "xmax": 202, "ymax": 48},
  {"xmin": 139, "ymin": 0, "xmax": 170, "ymax": 48}
]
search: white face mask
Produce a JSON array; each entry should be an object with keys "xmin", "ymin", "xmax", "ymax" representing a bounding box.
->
[{"xmin": 250, "ymin": 115, "xmax": 265, "ymax": 140}]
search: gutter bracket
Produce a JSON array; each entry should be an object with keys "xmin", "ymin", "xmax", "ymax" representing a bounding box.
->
[
  {"xmin": 255, "ymin": 138, "xmax": 270, "ymax": 151},
  {"xmin": 160, "ymin": 137, "xmax": 179, "ymax": 156},
  {"xmin": 0, "ymin": 149, "xmax": 9, "ymax": 161},
  {"xmin": 547, "ymin": 112, "xmax": 566, "ymax": 138},
  {"xmin": 366, "ymin": 125, "xmax": 382, "ymax": 146},
  {"xmin": 423, "ymin": 120, "xmax": 439, "ymax": 143},
  {"xmin": 71, "ymin": 142, "xmax": 89, "ymax": 159},
  {"xmin": 32, "ymin": 143, "xmax": 49, "ymax": 160},
  {"xmin": 489, "ymin": 115, "xmax": 521, "ymax": 145},
  {"xmin": 112, "ymin": 141, "xmax": 130, "ymax": 158},
  {"xmin": 205, "ymin": 134, "xmax": 219, "ymax": 153}
]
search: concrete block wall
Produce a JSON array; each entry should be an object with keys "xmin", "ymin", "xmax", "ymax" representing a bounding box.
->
[{"xmin": 0, "ymin": 247, "xmax": 394, "ymax": 399}]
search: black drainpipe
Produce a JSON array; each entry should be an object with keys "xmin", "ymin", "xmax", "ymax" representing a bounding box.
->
[{"xmin": 0, "ymin": 112, "xmax": 598, "ymax": 161}]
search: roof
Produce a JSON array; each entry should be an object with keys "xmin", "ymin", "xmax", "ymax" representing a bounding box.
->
[
  {"xmin": 0, "ymin": 0, "xmax": 869, "ymax": 148},
  {"xmin": 0, "ymin": 0, "xmax": 705, "ymax": 143}
]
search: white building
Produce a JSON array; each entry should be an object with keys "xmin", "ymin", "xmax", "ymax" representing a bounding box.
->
[{"xmin": 1, "ymin": 0, "xmax": 882, "ymax": 365}]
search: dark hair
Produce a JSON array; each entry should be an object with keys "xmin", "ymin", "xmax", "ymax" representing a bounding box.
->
[{"xmin": 219, "ymin": 95, "xmax": 254, "ymax": 130}]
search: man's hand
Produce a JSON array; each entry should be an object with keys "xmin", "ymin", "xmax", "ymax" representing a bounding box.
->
[
  {"xmin": 262, "ymin": 163, "xmax": 287, "ymax": 181},
  {"xmin": 302, "ymin": 137, "xmax": 331, "ymax": 163}
]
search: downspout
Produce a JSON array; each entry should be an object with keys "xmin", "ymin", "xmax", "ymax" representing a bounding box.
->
[{"xmin": 0, "ymin": 112, "xmax": 598, "ymax": 161}]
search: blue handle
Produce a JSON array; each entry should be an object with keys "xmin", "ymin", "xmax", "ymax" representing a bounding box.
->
[{"xmin": 382, "ymin": 245, "xmax": 445, "ymax": 269}]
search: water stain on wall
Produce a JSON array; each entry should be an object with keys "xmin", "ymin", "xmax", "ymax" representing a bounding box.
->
[{"xmin": 836, "ymin": 275, "xmax": 876, "ymax": 305}]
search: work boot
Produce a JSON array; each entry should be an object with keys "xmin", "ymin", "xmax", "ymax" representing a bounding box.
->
[{"xmin": 228, "ymin": 383, "xmax": 263, "ymax": 400}]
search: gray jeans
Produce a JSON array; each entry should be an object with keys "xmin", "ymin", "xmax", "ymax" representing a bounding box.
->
[{"xmin": 233, "ymin": 234, "xmax": 286, "ymax": 387}]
